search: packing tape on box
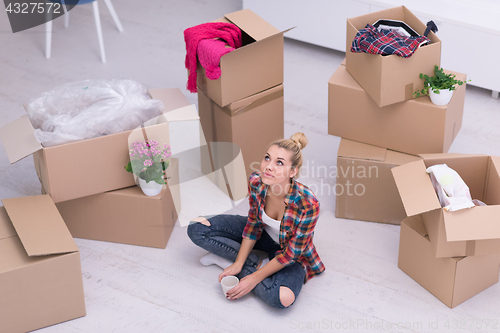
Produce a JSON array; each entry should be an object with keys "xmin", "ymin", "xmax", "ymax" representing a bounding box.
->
[{"xmin": 223, "ymin": 87, "xmax": 283, "ymax": 116}]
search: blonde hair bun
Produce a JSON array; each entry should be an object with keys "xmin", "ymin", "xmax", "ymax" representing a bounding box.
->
[{"xmin": 290, "ymin": 132, "xmax": 308, "ymax": 150}]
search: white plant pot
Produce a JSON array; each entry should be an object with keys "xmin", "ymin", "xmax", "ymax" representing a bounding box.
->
[
  {"xmin": 138, "ymin": 178, "xmax": 163, "ymax": 196},
  {"xmin": 429, "ymin": 89, "xmax": 453, "ymax": 106}
]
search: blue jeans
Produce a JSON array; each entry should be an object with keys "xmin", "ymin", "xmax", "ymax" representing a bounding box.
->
[{"xmin": 187, "ymin": 214, "xmax": 305, "ymax": 309}]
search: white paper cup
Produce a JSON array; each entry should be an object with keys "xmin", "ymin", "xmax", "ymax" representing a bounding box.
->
[{"xmin": 221, "ymin": 276, "xmax": 239, "ymax": 297}]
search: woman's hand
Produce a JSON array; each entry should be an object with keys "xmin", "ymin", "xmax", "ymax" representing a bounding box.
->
[
  {"xmin": 225, "ymin": 273, "xmax": 261, "ymax": 300},
  {"xmin": 218, "ymin": 262, "xmax": 243, "ymax": 282}
]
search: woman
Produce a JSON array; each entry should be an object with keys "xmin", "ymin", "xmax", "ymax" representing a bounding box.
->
[{"xmin": 187, "ymin": 132, "xmax": 325, "ymax": 309}]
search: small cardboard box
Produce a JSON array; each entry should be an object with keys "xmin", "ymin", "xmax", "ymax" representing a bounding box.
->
[
  {"xmin": 0, "ymin": 195, "xmax": 86, "ymax": 332},
  {"xmin": 393, "ymin": 154, "xmax": 500, "ymax": 258},
  {"xmin": 49, "ymin": 159, "xmax": 180, "ymax": 249},
  {"xmin": 328, "ymin": 63, "xmax": 466, "ymax": 155},
  {"xmin": 0, "ymin": 88, "xmax": 196, "ymax": 203},
  {"xmin": 336, "ymin": 139, "xmax": 421, "ymax": 225},
  {"xmin": 196, "ymin": 9, "xmax": 291, "ymax": 107},
  {"xmin": 346, "ymin": 6, "xmax": 441, "ymax": 107},
  {"xmin": 198, "ymin": 84, "xmax": 284, "ymax": 200},
  {"xmin": 398, "ymin": 215, "xmax": 500, "ymax": 308}
]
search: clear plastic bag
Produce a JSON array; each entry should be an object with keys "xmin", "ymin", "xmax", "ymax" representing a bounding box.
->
[{"xmin": 27, "ymin": 79, "xmax": 164, "ymax": 147}]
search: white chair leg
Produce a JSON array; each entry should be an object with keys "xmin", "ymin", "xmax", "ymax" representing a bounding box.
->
[
  {"xmin": 45, "ymin": 20, "xmax": 52, "ymax": 59},
  {"xmin": 63, "ymin": 6, "xmax": 69, "ymax": 28},
  {"xmin": 102, "ymin": 0, "xmax": 123, "ymax": 32},
  {"xmin": 492, "ymin": 90, "xmax": 499, "ymax": 99},
  {"xmin": 92, "ymin": 1, "xmax": 106, "ymax": 63}
]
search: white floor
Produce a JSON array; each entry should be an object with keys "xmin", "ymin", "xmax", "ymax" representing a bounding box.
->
[{"xmin": 1, "ymin": 1, "xmax": 500, "ymax": 332}]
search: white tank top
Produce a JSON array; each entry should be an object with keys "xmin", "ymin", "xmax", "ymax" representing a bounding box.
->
[{"xmin": 262, "ymin": 209, "xmax": 281, "ymax": 244}]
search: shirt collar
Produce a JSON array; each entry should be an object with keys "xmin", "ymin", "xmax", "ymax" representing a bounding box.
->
[{"xmin": 284, "ymin": 178, "xmax": 299, "ymax": 206}]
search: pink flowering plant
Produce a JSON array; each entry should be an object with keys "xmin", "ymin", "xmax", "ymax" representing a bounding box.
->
[{"xmin": 124, "ymin": 140, "xmax": 172, "ymax": 185}]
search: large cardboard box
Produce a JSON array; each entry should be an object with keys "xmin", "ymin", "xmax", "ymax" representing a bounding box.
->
[
  {"xmin": 393, "ymin": 154, "xmax": 500, "ymax": 258},
  {"xmin": 398, "ymin": 215, "xmax": 500, "ymax": 308},
  {"xmin": 0, "ymin": 196, "xmax": 86, "ymax": 332},
  {"xmin": 336, "ymin": 139, "xmax": 421, "ymax": 224},
  {"xmin": 198, "ymin": 84, "xmax": 284, "ymax": 199},
  {"xmin": 196, "ymin": 9, "xmax": 290, "ymax": 107},
  {"xmin": 346, "ymin": 6, "xmax": 441, "ymax": 107},
  {"xmin": 328, "ymin": 63, "xmax": 466, "ymax": 155},
  {"xmin": 49, "ymin": 159, "xmax": 180, "ymax": 249},
  {"xmin": 0, "ymin": 88, "xmax": 195, "ymax": 203}
]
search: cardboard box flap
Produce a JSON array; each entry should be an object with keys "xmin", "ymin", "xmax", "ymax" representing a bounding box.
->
[
  {"xmin": 0, "ymin": 206, "xmax": 17, "ymax": 240},
  {"xmin": 443, "ymin": 206, "xmax": 500, "ymax": 242},
  {"xmin": 163, "ymin": 105, "xmax": 200, "ymax": 122},
  {"xmin": 338, "ymin": 139, "xmax": 387, "ymax": 162},
  {"xmin": 148, "ymin": 88, "xmax": 190, "ymax": 113},
  {"xmin": 2, "ymin": 195, "xmax": 78, "ymax": 256},
  {"xmin": 403, "ymin": 215, "xmax": 428, "ymax": 238},
  {"xmin": 0, "ymin": 115, "xmax": 42, "ymax": 163},
  {"xmin": 491, "ymin": 156, "xmax": 500, "ymax": 172},
  {"xmin": 225, "ymin": 9, "xmax": 280, "ymax": 41},
  {"xmin": 392, "ymin": 160, "xmax": 441, "ymax": 216}
]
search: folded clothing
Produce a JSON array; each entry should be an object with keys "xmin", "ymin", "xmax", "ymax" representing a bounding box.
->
[
  {"xmin": 426, "ymin": 164, "xmax": 475, "ymax": 212},
  {"xmin": 197, "ymin": 38, "xmax": 235, "ymax": 81},
  {"xmin": 351, "ymin": 24, "xmax": 430, "ymax": 58},
  {"xmin": 184, "ymin": 22, "xmax": 242, "ymax": 93}
]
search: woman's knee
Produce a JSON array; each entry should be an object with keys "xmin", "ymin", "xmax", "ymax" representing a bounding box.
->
[
  {"xmin": 191, "ymin": 216, "xmax": 211, "ymax": 226},
  {"xmin": 279, "ymin": 286, "xmax": 295, "ymax": 308},
  {"xmin": 187, "ymin": 217, "xmax": 210, "ymax": 242}
]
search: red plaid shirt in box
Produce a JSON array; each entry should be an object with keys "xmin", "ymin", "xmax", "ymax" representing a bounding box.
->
[
  {"xmin": 351, "ymin": 24, "xmax": 430, "ymax": 58},
  {"xmin": 242, "ymin": 172, "xmax": 325, "ymax": 283}
]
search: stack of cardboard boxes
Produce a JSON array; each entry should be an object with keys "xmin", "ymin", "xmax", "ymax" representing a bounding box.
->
[
  {"xmin": 329, "ymin": 6, "xmax": 466, "ymax": 226},
  {"xmin": 329, "ymin": 5, "xmax": 500, "ymax": 308},
  {"xmin": 393, "ymin": 154, "xmax": 500, "ymax": 308},
  {"xmin": 0, "ymin": 88, "xmax": 192, "ymax": 331},
  {"xmin": 195, "ymin": 9, "xmax": 289, "ymax": 199}
]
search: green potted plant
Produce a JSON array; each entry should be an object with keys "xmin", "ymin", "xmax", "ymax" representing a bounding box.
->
[
  {"xmin": 125, "ymin": 140, "xmax": 172, "ymax": 196},
  {"xmin": 413, "ymin": 65, "xmax": 469, "ymax": 106}
]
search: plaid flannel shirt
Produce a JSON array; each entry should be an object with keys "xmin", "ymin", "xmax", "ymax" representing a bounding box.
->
[
  {"xmin": 351, "ymin": 24, "xmax": 430, "ymax": 58},
  {"xmin": 242, "ymin": 172, "xmax": 325, "ymax": 283}
]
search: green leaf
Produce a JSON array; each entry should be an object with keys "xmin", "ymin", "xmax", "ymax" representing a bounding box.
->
[{"xmin": 124, "ymin": 161, "xmax": 133, "ymax": 173}]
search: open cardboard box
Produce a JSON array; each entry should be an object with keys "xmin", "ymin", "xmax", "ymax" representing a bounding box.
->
[
  {"xmin": 393, "ymin": 153, "xmax": 500, "ymax": 258},
  {"xmin": 196, "ymin": 8, "xmax": 292, "ymax": 107},
  {"xmin": 336, "ymin": 138, "xmax": 421, "ymax": 225},
  {"xmin": 0, "ymin": 195, "xmax": 86, "ymax": 332},
  {"xmin": 398, "ymin": 214, "xmax": 500, "ymax": 308},
  {"xmin": 0, "ymin": 88, "xmax": 198, "ymax": 204},
  {"xmin": 328, "ymin": 62, "xmax": 466, "ymax": 155},
  {"xmin": 43, "ymin": 158, "xmax": 180, "ymax": 249},
  {"xmin": 198, "ymin": 84, "xmax": 284, "ymax": 200},
  {"xmin": 346, "ymin": 6, "xmax": 441, "ymax": 107}
]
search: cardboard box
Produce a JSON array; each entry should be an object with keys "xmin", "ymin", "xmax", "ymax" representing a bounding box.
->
[
  {"xmin": 346, "ymin": 6, "xmax": 441, "ymax": 107},
  {"xmin": 0, "ymin": 195, "xmax": 86, "ymax": 332},
  {"xmin": 335, "ymin": 139, "xmax": 421, "ymax": 224},
  {"xmin": 328, "ymin": 63, "xmax": 466, "ymax": 155},
  {"xmin": 198, "ymin": 84, "xmax": 284, "ymax": 200},
  {"xmin": 393, "ymin": 154, "xmax": 500, "ymax": 258},
  {"xmin": 398, "ymin": 215, "xmax": 500, "ymax": 308},
  {"xmin": 43, "ymin": 158, "xmax": 180, "ymax": 249},
  {"xmin": 0, "ymin": 88, "xmax": 196, "ymax": 203},
  {"xmin": 196, "ymin": 8, "xmax": 291, "ymax": 107}
]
